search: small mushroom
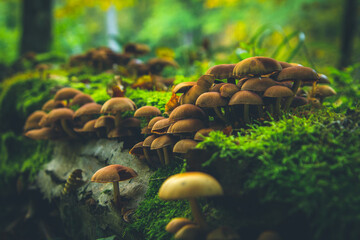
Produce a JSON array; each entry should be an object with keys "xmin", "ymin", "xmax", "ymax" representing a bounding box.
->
[
  {"xmin": 101, "ymin": 97, "xmax": 137, "ymax": 129},
  {"xmin": 166, "ymin": 218, "xmax": 195, "ymax": 234},
  {"xmin": 54, "ymin": 88, "xmax": 82, "ymax": 106},
  {"xmin": 229, "ymin": 91, "xmax": 263, "ymax": 125},
  {"xmin": 150, "ymin": 135, "xmax": 177, "ymax": 165},
  {"xmin": 263, "ymin": 86, "xmax": 293, "ymax": 117}
]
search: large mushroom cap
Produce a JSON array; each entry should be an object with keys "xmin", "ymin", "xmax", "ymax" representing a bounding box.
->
[
  {"xmin": 240, "ymin": 77, "xmax": 278, "ymax": 92},
  {"xmin": 158, "ymin": 172, "xmax": 223, "ymax": 200},
  {"xmin": 263, "ymin": 85, "xmax": 294, "ymax": 98},
  {"xmin": 74, "ymin": 102, "xmax": 102, "ymax": 118},
  {"xmin": 196, "ymin": 92, "xmax": 228, "ymax": 108},
  {"xmin": 229, "ymin": 91, "xmax": 263, "ymax": 105},
  {"xmin": 101, "ymin": 97, "xmax": 136, "ymax": 114},
  {"xmin": 54, "ymin": 88, "xmax": 82, "ymax": 101},
  {"xmin": 134, "ymin": 106, "xmax": 161, "ymax": 118},
  {"xmin": 169, "ymin": 104, "xmax": 207, "ymax": 123},
  {"xmin": 277, "ymin": 66, "xmax": 319, "ymax": 82},
  {"xmin": 91, "ymin": 164, "xmax": 138, "ymax": 183},
  {"xmin": 233, "ymin": 57, "xmax": 282, "ymax": 77},
  {"xmin": 205, "ymin": 64, "xmax": 236, "ymax": 79}
]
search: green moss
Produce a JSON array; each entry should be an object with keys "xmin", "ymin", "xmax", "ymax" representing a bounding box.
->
[
  {"xmin": 123, "ymin": 162, "xmax": 192, "ymax": 240},
  {"xmin": 196, "ymin": 108, "xmax": 360, "ymax": 239},
  {"xmin": 126, "ymin": 88, "xmax": 172, "ymax": 113}
]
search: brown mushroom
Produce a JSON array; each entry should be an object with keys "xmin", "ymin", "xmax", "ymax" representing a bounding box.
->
[
  {"xmin": 229, "ymin": 90, "xmax": 263, "ymax": 124},
  {"xmin": 263, "ymin": 85, "xmax": 293, "ymax": 117},
  {"xmin": 233, "ymin": 57, "xmax": 282, "ymax": 78},
  {"xmin": 205, "ymin": 64, "xmax": 237, "ymax": 84},
  {"xmin": 150, "ymin": 135, "xmax": 177, "ymax": 165},
  {"xmin": 54, "ymin": 88, "xmax": 82, "ymax": 106},
  {"xmin": 101, "ymin": 97, "xmax": 137, "ymax": 129}
]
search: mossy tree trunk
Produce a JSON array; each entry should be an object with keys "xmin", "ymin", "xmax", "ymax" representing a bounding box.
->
[{"xmin": 20, "ymin": 0, "xmax": 53, "ymax": 54}]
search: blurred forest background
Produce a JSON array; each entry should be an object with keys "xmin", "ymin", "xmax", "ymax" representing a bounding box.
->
[{"xmin": 0, "ymin": 0, "xmax": 359, "ymax": 76}]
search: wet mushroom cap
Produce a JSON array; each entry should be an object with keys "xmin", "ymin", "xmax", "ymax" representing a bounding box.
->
[
  {"xmin": 150, "ymin": 135, "xmax": 177, "ymax": 150},
  {"xmin": 240, "ymin": 77, "xmax": 278, "ymax": 92},
  {"xmin": 205, "ymin": 64, "xmax": 236, "ymax": 79},
  {"xmin": 158, "ymin": 172, "xmax": 223, "ymax": 200},
  {"xmin": 167, "ymin": 119, "xmax": 206, "ymax": 134},
  {"xmin": 101, "ymin": 97, "xmax": 136, "ymax": 114},
  {"xmin": 229, "ymin": 91, "xmax": 263, "ymax": 105},
  {"xmin": 173, "ymin": 82, "xmax": 197, "ymax": 94},
  {"xmin": 195, "ymin": 92, "xmax": 228, "ymax": 108},
  {"xmin": 263, "ymin": 85, "xmax": 294, "ymax": 98},
  {"xmin": 54, "ymin": 88, "xmax": 82, "ymax": 101},
  {"xmin": 173, "ymin": 139, "xmax": 198, "ymax": 153},
  {"xmin": 134, "ymin": 106, "xmax": 161, "ymax": 118},
  {"xmin": 74, "ymin": 102, "xmax": 102, "ymax": 118},
  {"xmin": 169, "ymin": 104, "xmax": 207, "ymax": 123},
  {"xmin": 233, "ymin": 57, "xmax": 282, "ymax": 77},
  {"xmin": 91, "ymin": 164, "xmax": 138, "ymax": 183},
  {"xmin": 166, "ymin": 218, "xmax": 194, "ymax": 234},
  {"xmin": 69, "ymin": 93, "xmax": 94, "ymax": 107}
]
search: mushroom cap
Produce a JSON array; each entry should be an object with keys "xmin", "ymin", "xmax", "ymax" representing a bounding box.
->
[
  {"xmin": 169, "ymin": 104, "xmax": 207, "ymax": 123},
  {"xmin": 69, "ymin": 93, "xmax": 94, "ymax": 107},
  {"xmin": 24, "ymin": 111, "xmax": 47, "ymax": 131},
  {"xmin": 129, "ymin": 142, "xmax": 144, "ymax": 156},
  {"xmin": 134, "ymin": 106, "xmax": 161, "ymax": 118},
  {"xmin": 101, "ymin": 97, "xmax": 136, "ymax": 114},
  {"xmin": 263, "ymin": 86, "xmax": 294, "ymax": 98},
  {"xmin": 277, "ymin": 66, "xmax": 319, "ymax": 82},
  {"xmin": 24, "ymin": 127, "xmax": 55, "ymax": 140},
  {"xmin": 174, "ymin": 225, "xmax": 204, "ymax": 240},
  {"xmin": 167, "ymin": 119, "xmax": 206, "ymax": 134},
  {"xmin": 194, "ymin": 128, "xmax": 214, "ymax": 141},
  {"xmin": 42, "ymin": 99, "xmax": 65, "ymax": 111},
  {"xmin": 94, "ymin": 115, "xmax": 115, "ymax": 129},
  {"xmin": 229, "ymin": 91, "xmax": 263, "ymax": 105},
  {"xmin": 148, "ymin": 116, "xmax": 166, "ymax": 129},
  {"xmin": 173, "ymin": 82, "xmax": 197, "ymax": 94},
  {"xmin": 74, "ymin": 119, "xmax": 97, "ymax": 132},
  {"xmin": 210, "ymin": 83, "xmax": 226, "ymax": 92},
  {"xmin": 173, "ymin": 139, "xmax": 198, "ymax": 153},
  {"xmin": 278, "ymin": 61, "xmax": 293, "ymax": 69},
  {"xmin": 151, "ymin": 118, "xmax": 171, "ymax": 134},
  {"xmin": 219, "ymin": 83, "xmax": 240, "ymax": 98},
  {"xmin": 318, "ymin": 74, "xmax": 331, "ymax": 84},
  {"xmin": 158, "ymin": 172, "xmax": 223, "ymax": 200},
  {"xmin": 91, "ymin": 164, "xmax": 138, "ymax": 183},
  {"xmin": 54, "ymin": 88, "xmax": 82, "ymax": 101},
  {"xmin": 141, "ymin": 126, "xmax": 152, "ymax": 134},
  {"xmin": 290, "ymin": 96, "xmax": 309, "ymax": 108},
  {"xmin": 74, "ymin": 103, "xmax": 102, "ymax": 118},
  {"xmin": 233, "ymin": 57, "xmax": 282, "ymax": 77},
  {"xmin": 45, "ymin": 108, "xmax": 74, "ymax": 124},
  {"xmin": 195, "ymin": 92, "xmax": 228, "ymax": 108},
  {"xmin": 166, "ymin": 218, "xmax": 194, "ymax": 234},
  {"xmin": 241, "ymin": 77, "xmax": 278, "ymax": 92},
  {"xmin": 150, "ymin": 135, "xmax": 177, "ymax": 150},
  {"xmin": 315, "ymin": 85, "xmax": 336, "ymax": 97},
  {"xmin": 197, "ymin": 74, "xmax": 215, "ymax": 89},
  {"xmin": 181, "ymin": 85, "xmax": 208, "ymax": 105},
  {"xmin": 107, "ymin": 128, "xmax": 132, "ymax": 138},
  {"xmin": 120, "ymin": 117, "xmax": 141, "ymax": 128},
  {"xmin": 205, "ymin": 64, "xmax": 236, "ymax": 79},
  {"xmin": 143, "ymin": 135, "xmax": 158, "ymax": 147}
]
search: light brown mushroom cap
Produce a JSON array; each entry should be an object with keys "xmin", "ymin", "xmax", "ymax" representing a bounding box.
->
[
  {"xmin": 197, "ymin": 74, "xmax": 215, "ymax": 89},
  {"xmin": 315, "ymin": 85, "xmax": 336, "ymax": 98},
  {"xmin": 151, "ymin": 118, "xmax": 171, "ymax": 134},
  {"xmin": 167, "ymin": 119, "xmax": 206, "ymax": 134},
  {"xmin": 210, "ymin": 83, "xmax": 226, "ymax": 92},
  {"xmin": 134, "ymin": 106, "xmax": 161, "ymax": 118},
  {"xmin": 24, "ymin": 111, "xmax": 47, "ymax": 131},
  {"xmin": 143, "ymin": 135, "xmax": 159, "ymax": 147},
  {"xmin": 94, "ymin": 115, "xmax": 115, "ymax": 129},
  {"xmin": 69, "ymin": 93, "xmax": 94, "ymax": 107},
  {"xmin": 229, "ymin": 91, "xmax": 263, "ymax": 105},
  {"xmin": 277, "ymin": 66, "xmax": 319, "ymax": 82},
  {"xmin": 150, "ymin": 135, "xmax": 177, "ymax": 150},
  {"xmin": 233, "ymin": 57, "xmax": 282, "ymax": 77},
  {"xmin": 174, "ymin": 225, "xmax": 204, "ymax": 240},
  {"xmin": 263, "ymin": 86, "xmax": 294, "ymax": 98},
  {"xmin": 54, "ymin": 88, "xmax": 82, "ymax": 101},
  {"xmin": 166, "ymin": 218, "xmax": 194, "ymax": 234},
  {"xmin": 241, "ymin": 77, "xmax": 278, "ymax": 92},
  {"xmin": 195, "ymin": 92, "xmax": 228, "ymax": 108},
  {"xmin": 194, "ymin": 128, "xmax": 214, "ymax": 141},
  {"xmin": 173, "ymin": 139, "xmax": 198, "ymax": 153},
  {"xmin": 173, "ymin": 82, "xmax": 197, "ymax": 94},
  {"xmin": 101, "ymin": 97, "xmax": 136, "ymax": 114},
  {"xmin": 181, "ymin": 85, "xmax": 208, "ymax": 105},
  {"xmin": 45, "ymin": 108, "xmax": 74, "ymax": 125},
  {"xmin": 24, "ymin": 127, "xmax": 55, "ymax": 140},
  {"xmin": 74, "ymin": 102, "xmax": 102, "ymax": 118},
  {"xmin": 74, "ymin": 119, "xmax": 97, "ymax": 132},
  {"xmin": 91, "ymin": 164, "xmax": 138, "ymax": 183},
  {"xmin": 42, "ymin": 99, "xmax": 65, "ymax": 112},
  {"xmin": 169, "ymin": 104, "xmax": 207, "ymax": 123},
  {"xmin": 158, "ymin": 172, "xmax": 223, "ymax": 200},
  {"xmin": 148, "ymin": 116, "xmax": 166, "ymax": 129},
  {"xmin": 205, "ymin": 64, "xmax": 236, "ymax": 79},
  {"xmin": 129, "ymin": 142, "xmax": 144, "ymax": 156},
  {"xmin": 219, "ymin": 83, "xmax": 240, "ymax": 98}
]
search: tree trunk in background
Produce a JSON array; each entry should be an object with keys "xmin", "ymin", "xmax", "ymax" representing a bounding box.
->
[
  {"xmin": 338, "ymin": 0, "xmax": 357, "ymax": 69},
  {"xmin": 20, "ymin": 0, "xmax": 52, "ymax": 54}
]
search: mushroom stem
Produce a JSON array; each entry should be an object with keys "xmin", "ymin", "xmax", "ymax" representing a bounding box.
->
[
  {"xmin": 188, "ymin": 198, "xmax": 208, "ymax": 229},
  {"xmin": 112, "ymin": 181, "xmax": 121, "ymax": 208},
  {"xmin": 243, "ymin": 104, "xmax": 250, "ymax": 125},
  {"xmin": 257, "ymin": 105, "xmax": 263, "ymax": 119},
  {"xmin": 274, "ymin": 97, "xmax": 281, "ymax": 118},
  {"xmin": 157, "ymin": 149, "xmax": 165, "ymax": 165},
  {"xmin": 142, "ymin": 148, "xmax": 155, "ymax": 168},
  {"xmin": 163, "ymin": 147, "xmax": 171, "ymax": 165},
  {"xmin": 284, "ymin": 80, "xmax": 301, "ymax": 111},
  {"xmin": 213, "ymin": 107, "xmax": 227, "ymax": 123},
  {"xmin": 115, "ymin": 112, "xmax": 122, "ymax": 129},
  {"xmin": 60, "ymin": 119, "xmax": 78, "ymax": 138}
]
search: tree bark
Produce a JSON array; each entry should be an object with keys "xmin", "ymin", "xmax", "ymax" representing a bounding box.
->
[
  {"xmin": 20, "ymin": 0, "xmax": 53, "ymax": 54},
  {"xmin": 338, "ymin": 0, "xmax": 358, "ymax": 69}
]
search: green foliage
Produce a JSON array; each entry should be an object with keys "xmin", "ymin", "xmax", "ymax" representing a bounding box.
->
[
  {"xmin": 123, "ymin": 162, "xmax": 191, "ymax": 240},
  {"xmin": 126, "ymin": 88, "xmax": 172, "ymax": 113},
  {"xmin": 197, "ymin": 109, "xmax": 360, "ymax": 239}
]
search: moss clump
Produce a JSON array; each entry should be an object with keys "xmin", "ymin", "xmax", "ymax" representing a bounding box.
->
[
  {"xmin": 197, "ymin": 109, "xmax": 360, "ymax": 240},
  {"xmin": 126, "ymin": 88, "xmax": 172, "ymax": 113},
  {"xmin": 123, "ymin": 162, "xmax": 192, "ymax": 240}
]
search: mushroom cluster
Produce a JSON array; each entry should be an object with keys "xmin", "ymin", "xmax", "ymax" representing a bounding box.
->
[{"xmin": 24, "ymin": 87, "xmax": 140, "ymax": 143}]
